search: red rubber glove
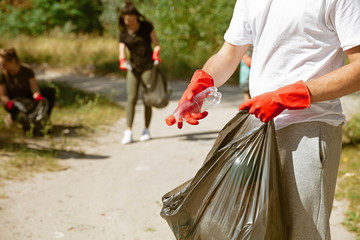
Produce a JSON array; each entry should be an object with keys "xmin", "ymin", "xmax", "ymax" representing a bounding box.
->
[
  {"xmin": 152, "ymin": 47, "xmax": 161, "ymax": 64},
  {"xmin": 119, "ymin": 58, "xmax": 128, "ymax": 71},
  {"xmin": 33, "ymin": 92, "xmax": 44, "ymax": 101},
  {"xmin": 238, "ymin": 80, "xmax": 311, "ymax": 122},
  {"xmin": 165, "ymin": 70, "xmax": 214, "ymax": 129},
  {"xmin": 6, "ymin": 100, "xmax": 14, "ymax": 111},
  {"xmin": 242, "ymin": 54, "xmax": 252, "ymax": 67}
]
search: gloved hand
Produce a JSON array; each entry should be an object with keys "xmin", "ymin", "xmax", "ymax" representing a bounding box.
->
[
  {"xmin": 152, "ymin": 47, "xmax": 161, "ymax": 64},
  {"xmin": 6, "ymin": 100, "xmax": 14, "ymax": 111},
  {"xmin": 165, "ymin": 69, "xmax": 214, "ymax": 129},
  {"xmin": 238, "ymin": 80, "xmax": 311, "ymax": 122},
  {"xmin": 119, "ymin": 58, "xmax": 129, "ymax": 71},
  {"xmin": 33, "ymin": 92, "xmax": 44, "ymax": 101},
  {"xmin": 242, "ymin": 54, "xmax": 252, "ymax": 67}
]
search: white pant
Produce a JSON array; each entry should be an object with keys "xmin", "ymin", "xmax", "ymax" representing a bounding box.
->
[{"xmin": 276, "ymin": 122, "xmax": 342, "ymax": 240}]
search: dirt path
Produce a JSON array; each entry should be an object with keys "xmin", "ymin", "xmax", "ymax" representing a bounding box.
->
[{"xmin": 0, "ymin": 71, "xmax": 358, "ymax": 240}]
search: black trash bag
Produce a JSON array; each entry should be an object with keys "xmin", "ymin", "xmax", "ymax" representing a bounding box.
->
[
  {"xmin": 141, "ymin": 65, "xmax": 172, "ymax": 108},
  {"xmin": 13, "ymin": 97, "xmax": 49, "ymax": 134},
  {"xmin": 160, "ymin": 111, "xmax": 288, "ymax": 240}
]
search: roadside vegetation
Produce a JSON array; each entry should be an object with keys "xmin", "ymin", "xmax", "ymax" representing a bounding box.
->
[
  {"xmin": 338, "ymin": 116, "xmax": 360, "ymax": 239},
  {"xmin": 0, "ymin": 81, "xmax": 124, "ymax": 182},
  {"xmin": 0, "ymin": 0, "xmax": 237, "ymax": 80},
  {"xmin": 0, "ymin": 34, "xmax": 119, "ymax": 74},
  {"xmin": 338, "ymin": 147, "xmax": 360, "ymax": 239}
]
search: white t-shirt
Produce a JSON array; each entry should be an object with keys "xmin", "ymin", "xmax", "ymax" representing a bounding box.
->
[{"xmin": 224, "ymin": 0, "xmax": 360, "ymax": 129}]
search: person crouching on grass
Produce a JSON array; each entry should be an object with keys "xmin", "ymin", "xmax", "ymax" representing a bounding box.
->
[{"xmin": 0, "ymin": 47, "xmax": 55, "ymax": 134}]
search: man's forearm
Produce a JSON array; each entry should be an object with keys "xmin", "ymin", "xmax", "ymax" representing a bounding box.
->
[
  {"xmin": 202, "ymin": 42, "xmax": 248, "ymax": 88},
  {"xmin": 307, "ymin": 59, "xmax": 360, "ymax": 102}
]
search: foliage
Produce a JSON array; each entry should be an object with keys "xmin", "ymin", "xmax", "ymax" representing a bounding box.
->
[
  {"xmin": 0, "ymin": 0, "xmax": 104, "ymax": 36},
  {"xmin": 43, "ymin": 81, "xmax": 124, "ymax": 128},
  {"xmin": 101, "ymin": 0, "xmax": 237, "ymax": 78},
  {"xmin": 340, "ymin": 111, "xmax": 360, "ymax": 238},
  {"xmin": 0, "ymin": 81, "xmax": 124, "ymax": 181},
  {"xmin": 343, "ymin": 112, "xmax": 360, "ymax": 144},
  {"xmin": 339, "ymin": 112, "xmax": 360, "ymax": 237},
  {"xmin": 0, "ymin": 0, "xmax": 240, "ymax": 79},
  {"xmin": 0, "ymin": 35, "xmax": 119, "ymax": 74},
  {"xmin": 336, "ymin": 145, "xmax": 360, "ymax": 238}
]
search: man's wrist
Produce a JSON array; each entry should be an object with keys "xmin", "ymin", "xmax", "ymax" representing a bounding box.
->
[{"xmin": 191, "ymin": 70, "xmax": 214, "ymax": 87}]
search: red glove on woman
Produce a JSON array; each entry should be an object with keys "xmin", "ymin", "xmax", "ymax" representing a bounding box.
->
[
  {"xmin": 6, "ymin": 100, "xmax": 14, "ymax": 111},
  {"xmin": 165, "ymin": 70, "xmax": 214, "ymax": 129},
  {"xmin": 152, "ymin": 47, "xmax": 161, "ymax": 64},
  {"xmin": 242, "ymin": 54, "xmax": 252, "ymax": 67},
  {"xmin": 238, "ymin": 80, "xmax": 311, "ymax": 122},
  {"xmin": 119, "ymin": 58, "xmax": 128, "ymax": 71},
  {"xmin": 33, "ymin": 92, "xmax": 44, "ymax": 101}
]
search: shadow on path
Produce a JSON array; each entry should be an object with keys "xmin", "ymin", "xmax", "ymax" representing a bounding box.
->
[
  {"xmin": 152, "ymin": 130, "xmax": 220, "ymax": 142},
  {"xmin": 0, "ymin": 138, "xmax": 109, "ymax": 161},
  {"xmin": 49, "ymin": 124, "xmax": 89, "ymax": 137}
]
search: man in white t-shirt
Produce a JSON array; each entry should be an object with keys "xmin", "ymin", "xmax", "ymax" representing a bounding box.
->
[{"xmin": 166, "ymin": 0, "xmax": 360, "ymax": 239}]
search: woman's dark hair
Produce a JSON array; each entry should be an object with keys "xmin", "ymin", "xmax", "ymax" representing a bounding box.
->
[
  {"xmin": 0, "ymin": 47, "xmax": 19, "ymax": 63},
  {"xmin": 118, "ymin": 1, "xmax": 146, "ymax": 31}
]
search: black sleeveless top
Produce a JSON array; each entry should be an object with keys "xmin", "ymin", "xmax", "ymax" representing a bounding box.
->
[
  {"xmin": 0, "ymin": 64, "xmax": 35, "ymax": 99},
  {"xmin": 119, "ymin": 20, "xmax": 154, "ymax": 73}
]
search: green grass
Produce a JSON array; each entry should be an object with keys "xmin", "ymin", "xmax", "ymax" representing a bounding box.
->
[
  {"xmin": 339, "ymin": 109, "xmax": 360, "ymax": 238},
  {"xmin": 0, "ymin": 81, "xmax": 124, "ymax": 182},
  {"xmin": 0, "ymin": 34, "xmax": 237, "ymax": 81},
  {"xmin": 47, "ymin": 81, "xmax": 123, "ymax": 131},
  {"xmin": 0, "ymin": 143, "xmax": 62, "ymax": 181},
  {"xmin": 0, "ymin": 34, "xmax": 120, "ymax": 74},
  {"xmin": 336, "ymin": 144, "xmax": 360, "ymax": 239}
]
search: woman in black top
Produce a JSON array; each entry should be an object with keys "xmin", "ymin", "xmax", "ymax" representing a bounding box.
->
[
  {"xmin": 118, "ymin": 1, "xmax": 161, "ymax": 144},
  {"xmin": 0, "ymin": 47, "xmax": 55, "ymax": 131}
]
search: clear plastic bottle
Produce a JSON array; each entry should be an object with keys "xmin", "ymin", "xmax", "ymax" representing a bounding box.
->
[
  {"xmin": 125, "ymin": 61, "xmax": 132, "ymax": 71},
  {"xmin": 166, "ymin": 86, "xmax": 222, "ymax": 126}
]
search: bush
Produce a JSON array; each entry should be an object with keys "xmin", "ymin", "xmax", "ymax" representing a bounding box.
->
[
  {"xmin": 0, "ymin": 35, "xmax": 118, "ymax": 73},
  {"xmin": 0, "ymin": 0, "xmax": 241, "ymax": 80},
  {"xmin": 343, "ymin": 113, "xmax": 360, "ymax": 144},
  {"xmin": 0, "ymin": 0, "xmax": 104, "ymax": 36},
  {"xmin": 101, "ymin": 0, "xmax": 236, "ymax": 78}
]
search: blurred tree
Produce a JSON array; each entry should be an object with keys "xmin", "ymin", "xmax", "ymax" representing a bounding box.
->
[
  {"xmin": 0, "ymin": 0, "xmax": 238, "ymax": 78},
  {"xmin": 0, "ymin": 0, "xmax": 104, "ymax": 36},
  {"xmin": 100, "ymin": 0, "xmax": 235, "ymax": 76}
]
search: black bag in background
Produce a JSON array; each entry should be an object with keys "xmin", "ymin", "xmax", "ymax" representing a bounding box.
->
[
  {"xmin": 141, "ymin": 65, "xmax": 172, "ymax": 108},
  {"xmin": 161, "ymin": 111, "xmax": 288, "ymax": 240},
  {"xmin": 13, "ymin": 97, "xmax": 49, "ymax": 133}
]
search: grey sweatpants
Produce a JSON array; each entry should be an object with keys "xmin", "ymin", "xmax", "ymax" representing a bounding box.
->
[{"xmin": 276, "ymin": 121, "xmax": 342, "ymax": 240}]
